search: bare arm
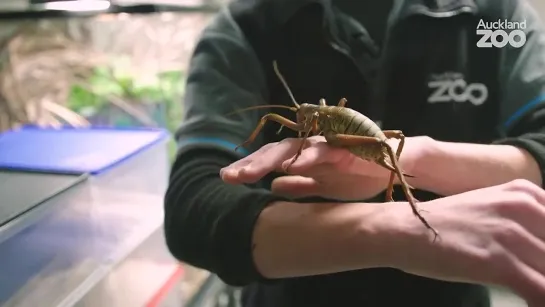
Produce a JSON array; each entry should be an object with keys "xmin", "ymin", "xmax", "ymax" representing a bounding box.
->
[
  {"xmin": 252, "ymin": 200, "xmax": 401, "ymax": 278},
  {"xmin": 410, "ymin": 139, "xmax": 542, "ymax": 196}
]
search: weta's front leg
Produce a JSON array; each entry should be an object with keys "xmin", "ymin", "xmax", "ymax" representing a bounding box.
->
[
  {"xmin": 284, "ymin": 112, "xmax": 319, "ymax": 172},
  {"xmin": 235, "ymin": 113, "xmax": 305, "ymax": 152}
]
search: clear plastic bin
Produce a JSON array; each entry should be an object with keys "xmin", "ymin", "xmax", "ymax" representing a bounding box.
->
[{"xmin": 0, "ymin": 126, "xmax": 174, "ymax": 307}]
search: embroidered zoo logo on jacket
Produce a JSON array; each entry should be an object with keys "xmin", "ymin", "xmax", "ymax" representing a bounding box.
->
[{"xmin": 427, "ymin": 72, "xmax": 489, "ymax": 106}]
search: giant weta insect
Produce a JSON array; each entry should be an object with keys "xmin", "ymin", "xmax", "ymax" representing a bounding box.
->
[{"xmin": 231, "ymin": 60, "xmax": 439, "ymax": 240}]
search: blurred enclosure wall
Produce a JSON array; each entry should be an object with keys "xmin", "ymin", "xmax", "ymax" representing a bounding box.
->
[{"xmin": 0, "ymin": 0, "xmax": 223, "ymax": 141}]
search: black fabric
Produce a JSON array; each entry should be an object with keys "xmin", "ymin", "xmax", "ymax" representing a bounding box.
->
[
  {"xmin": 164, "ymin": 146, "xmax": 290, "ymax": 285},
  {"xmin": 494, "ymin": 103, "xmax": 545, "ymax": 190},
  {"xmin": 240, "ymin": 269, "xmax": 491, "ymax": 307}
]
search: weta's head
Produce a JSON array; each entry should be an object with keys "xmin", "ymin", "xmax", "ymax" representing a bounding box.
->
[{"xmin": 296, "ymin": 103, "xmax": 321, "ymax": 125}]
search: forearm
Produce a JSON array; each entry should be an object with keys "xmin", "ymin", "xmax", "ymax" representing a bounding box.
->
[
  {"xmin": 252, "ymin": 200, "xmax": 404, "ymax": 279},
  {"xmin": 411, "ymin": 138, "xmax": 542, "ymax": 196}
]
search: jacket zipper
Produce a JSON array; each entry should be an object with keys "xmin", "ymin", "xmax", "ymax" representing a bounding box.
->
[{"xmin": 408, "ymin": 5, "xmax": 476, "ymax": 18}]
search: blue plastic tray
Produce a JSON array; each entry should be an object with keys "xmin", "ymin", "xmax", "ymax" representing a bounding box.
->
[{"xmin": 0, "ymin": 126, "xmax": 169, "ymax": 175}]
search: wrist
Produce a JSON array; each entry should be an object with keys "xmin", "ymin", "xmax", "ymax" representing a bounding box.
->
[
  {"xmin": 363, "ymin": 202, "xmax": 430, "ymax": 268},
  {"xmin": 404, "ymin": 136, "xmax": 439, "ymax": 186},
  {"xmin": 392, "ymin": 136, "xmax": 437, "ymax": 186},
  {"xmin": 252, "ymin": 200, "xmax": 421, "ymax": 278}
]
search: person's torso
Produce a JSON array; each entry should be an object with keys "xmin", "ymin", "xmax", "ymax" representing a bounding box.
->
[{"xmin": 228, "ymin": 0, "xmax": 500, "ymax": 306}]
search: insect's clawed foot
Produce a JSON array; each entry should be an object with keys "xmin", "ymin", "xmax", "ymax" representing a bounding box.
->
[
  {"xmin": 234, "ymin": 144, "xmax": 247, "ymax": 152},
  {"xmin": 418, "ymin": 209, "xmax": 429, "ymax": 214},
  {"xmin": 235, "ymin": 141, "xmax": 252, "ymax": 152},
  {"xmin": 418, "ymin": 217, "xmax": 440, "ymax": 242},
  {"xmin": 283, "ymin": 162, "xmax": 294, "ymax": 173},
  {"xmin": 283, "ymin": 154, "xmax": 302, "ymax": 173},
  {"xmin": 403, "ymin": 173, "xmax": 416, "ymax": 178},
  {"xmin": 429, "ymin": 228, "xmax": 440, "ymax": 243},
  {"xmin": 412, "ymin": 207, "xmax": 440, "ymax": 243},
  {"xmin": 412, "ymin": 203, "xmax": 428, "ymax": 214},
  {"xmin": 282, "ymin": 159, "xmax": 294, "ymax": 173}
]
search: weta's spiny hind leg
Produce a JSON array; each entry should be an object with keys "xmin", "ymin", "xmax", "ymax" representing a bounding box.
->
[
  {"xmin": 382, "ymin": 130, "xmax": 405, "ymax": 164},
  {"xmin": 382, "ymin": 130, "xmax": 416, "ymax": 177},
  {"xmin": 381, "ymin": 130, "xmax": 417, "ymax": 202},
  {"xmin": 235, "ymin": 113, "xmax": 305, "ymax": 152},
  {"xmin": 382, "ymin": 143, "xmax": 439, "ymax": 241},
  {"xmin": 377, "ymin": 158, "xmax": 418, "ymax": 202},
  {"xmin": 325, "ymin": 133, "xmax": 439, "ymax": 241}
]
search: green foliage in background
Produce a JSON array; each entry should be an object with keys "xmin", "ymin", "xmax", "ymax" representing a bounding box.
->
[{"xmin": 67, "ymin": 56, "xmax": 185, "ymax": 161}]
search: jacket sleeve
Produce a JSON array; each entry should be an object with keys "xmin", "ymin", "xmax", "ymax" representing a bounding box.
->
[
  {"xmin": 163, "ymin": 7, "xmax": 289, "ymax": 286},
  {"xmin": 492, "ymin": 0, "xmax": 545, "ymax": 188}
]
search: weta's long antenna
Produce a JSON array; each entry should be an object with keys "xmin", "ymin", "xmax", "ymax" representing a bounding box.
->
[
  {"xmin": 272, "ymin": 60, "xmax": 300, "ymax": 108},
  {"xmin": 226, "ymin": 104, "xmax": 298, "ymax": 116}
]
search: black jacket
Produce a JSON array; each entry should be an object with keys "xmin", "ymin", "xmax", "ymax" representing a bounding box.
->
[{"xmin": 164, "ymin": 0, "xmax": 545, "ymax": 306}]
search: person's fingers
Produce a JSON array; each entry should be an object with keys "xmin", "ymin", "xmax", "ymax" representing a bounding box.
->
[
  {"xmin": 503, "ymin": 179, "xmax": 545, "ymax": 205},
  {"xmin": 493, "ymin": 181, "xmax": 545, "ymax": 240},
  {"xmin": 491, "ymin": 219, "xmax": 545, "ymax": 305},
  {"xmin": 506, "ymin": 260, "xmax": 545, "ymax": 307},
  {"xmin": 508, "ymin": 201, "xmax": 545, "ymax": 242},
  {"xmin": 220, "ymin": 159, "xmax": 253, "ymax": 183},
  {"xmin": 500, "ymin": 223, "xmax": 545, "ymax": 280},
  {"xmin": 271, "ymin": 175, "xmax": 323, "ymax": 198},
  {"xmin": 220, "ymin": 144, "xmax": 274, "ymax": 183},
  {"xmin": 237, "ymin": 139, "xmax": 308, "ymax": 183},
  {"xmin": 221, "ymin": 136, "xmax": 327, "ymax": 183},
  {"xmin": 270, "ymin": 163, "xmax": 339, "ymax": 197},
  {"xmin": 280, "ymin": 142, "xmax": 350, "ymax": 172},
  {"xmin": 271, "ymin": 165, "xmax": 389, "ymax": 200},
  {"xmin": 280, "ymin": 142, "xmax": 391, "ymax": 178},
  {"xmin": 220, "ymin": 142, "xmax": 277, "ymax": 174}
]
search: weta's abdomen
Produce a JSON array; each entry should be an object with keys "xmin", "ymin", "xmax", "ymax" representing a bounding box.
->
[
  {"xmin": 323, "ymin": 108, "xmax": 387, "ymax": 161},
  {"xmin": 342, "ymin": 109, "xmax": 384, "ymax": 139}
]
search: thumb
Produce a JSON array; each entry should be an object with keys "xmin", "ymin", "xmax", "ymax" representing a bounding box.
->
[{"xmin": 271, "ymin": 176, "xmax": 324, "ymax": 198}]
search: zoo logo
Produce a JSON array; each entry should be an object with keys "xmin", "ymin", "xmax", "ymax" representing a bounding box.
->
[
  {"xmin": 476, "ymin": 19, "xmax": 527, "ymax": 48},
  {"xmin": 428, "ymin": 78, "xmax": 488, "ymax": 106}
]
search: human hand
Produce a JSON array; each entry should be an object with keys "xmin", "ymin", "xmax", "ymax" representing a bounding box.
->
[
  {"xmin": 390, "ymin": 179, "xmax": 545, "ymax": 307},
  {"xmin": 220, "ymin": 135, "xmax": 430, "ymax": 200}
]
